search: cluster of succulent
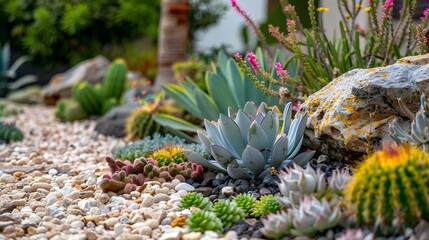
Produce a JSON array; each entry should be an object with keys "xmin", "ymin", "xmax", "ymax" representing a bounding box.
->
[
  {"xmin": 251, "ymin": 195, "xmax": 280, "ymax": 217},
  {"xmin": 112, "ymin": 133, "xmax": 207, "ymax": 162},
  {"xmin": 180, "ymin": 192, "xmax": 245, "ymax": 233},
  {"xmin": 185, "ymin": 101, "xmax": 315, "ymax": 180},
  {"xmin": 150, "ymin": 145, "xmax": 188, "ymax": 167},
  {"xmin": 390, "ymin": 94, "xmax": 429, "ymax": 151},
  {"xmin": 260, "ymin": 163, "xmax": 350, "ymax": 238},
  {"xmin": 261, "ymin": 196, "xmax": 342, "ymax": 238},
  {"xmin": 233, "ymin": 193, "xmax": 256, "ymax": 215},
  {"xmin": 344, "ymin": 144, "xmax": 429, "ymax": 235},
  {"xmin": 0, "ymin": 121, "xmax": 24, "ymax": 144},
  {"xmin": 99, "ymin": 156, "xmax": 204, "ymax": 194}
]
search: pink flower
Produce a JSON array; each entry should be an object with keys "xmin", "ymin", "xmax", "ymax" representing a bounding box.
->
[
  {"xmin": 274, "ymin": 62, "xmax": 289, "ymax": 78},
  {"xmin": 424, "ymin": 5, "xmax": 429, "ymax": 16},
  {"xmin": 234, "ymin": 53, "xmax": 242, "ymax": 59},
  {"xmin": 230, "ymin": 0, "xmax": 237, "ymax": 7},
  {"xmin": 247, "ymin": 52, "xmax": 259, "ymax": 71},
  {"xmin": 292, "ymin": 104, "xmax": 301, "ymax": 111},
  {"xmin": 382, "ymin": 0, "xmax": 394, "ymax": 9}
]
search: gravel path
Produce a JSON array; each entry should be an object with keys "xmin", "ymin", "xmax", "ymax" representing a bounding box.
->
[{"xmin": 0, "ymin": 106, "xmax": 238, "ymax": 240}]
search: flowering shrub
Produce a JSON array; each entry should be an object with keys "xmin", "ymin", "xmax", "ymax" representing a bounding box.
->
[{"xmin": 231, "ymin": 0, "xmax": 429, "ymax": 95}]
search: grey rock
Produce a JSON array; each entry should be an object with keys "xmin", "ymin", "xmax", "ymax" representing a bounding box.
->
[
  {"xmin": 259, "ymin": 188, "xmax": 271, "ymax": 195},
  {"xmin": 300, "ymin": 54, "xmax": 429, "ymax": 161},
  {"xmin": 221, "ymin": 186, "xmax": 234, "ymax": 196},
  {"xmin": 41, "ymin": 56, "xmax": 110, "ymax": 105},
  {"xmin": 194, "ymin": 187, "xmax": 213, "ymax": 197},
  {"xmin": 94, "ymin": 102, "xmax": 139, "ymax": 137},
  {"xmin": 160, "ymin": 218, "xmax": 172, "ymax": 225}
]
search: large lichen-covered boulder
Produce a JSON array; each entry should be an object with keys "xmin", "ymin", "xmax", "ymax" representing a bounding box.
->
[{"xmin": 299, "ymin": 54, "xmax": 429, "ymax": 161}]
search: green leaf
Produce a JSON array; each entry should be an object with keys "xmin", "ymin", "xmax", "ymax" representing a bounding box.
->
[
  {"xmin": 195, "ymin": 89, "xmax": 220, "ymax": 121},
  {"xmin": 163, "ymin": 84, "xmax": 202, "ymax": 119},
  {"xmin": 152, "ymin": 113, "xmax": 204, "ymax": 133},
  {"xmin": 184, "ymin": 150, "xmax": 226, "ymax": 172},
  {"xmin": 206, "ymin": 72, "xmax": 239, "ymax": 114},
  {"xmin": 226, "ymin": 59, "xmax": 246, "ymax": 108}
]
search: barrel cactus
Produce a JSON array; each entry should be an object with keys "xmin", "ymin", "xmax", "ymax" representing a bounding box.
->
[
  {"xmin": 0, "ymin": 122, "xmax": 24, "ymax": 143},
  {"xmin": 344, "ymin": 144, "xmax": 429, "ymax": 234},
  {"xmin": 125, "ymin": 102, "xmax": 166, "ymax": 140},
  {"xmin": 185, "ymin": 101, "xmax": 315, "ymax": 180}
]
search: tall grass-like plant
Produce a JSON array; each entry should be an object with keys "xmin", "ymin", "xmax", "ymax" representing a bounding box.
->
[{"xmin": 231, "ymin": 0, "xmax": 429, "ymax": 94}]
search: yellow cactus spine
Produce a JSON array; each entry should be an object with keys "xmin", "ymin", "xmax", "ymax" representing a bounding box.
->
[{"xmin": 344, "ymin": 144, "xmax": 429, "ymax": 234}]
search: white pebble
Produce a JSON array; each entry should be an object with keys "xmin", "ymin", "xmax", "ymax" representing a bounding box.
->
[
  {"xmin": 114, "ymin": 223, "xmax": 123, "ymax": 236},
  {"xmin": 175, "ymin": 183, "xmax": 195, "ymax": 192},
  {"xmin": 48, "ymin": 169, "xmax": 58, "ymax": 176}
]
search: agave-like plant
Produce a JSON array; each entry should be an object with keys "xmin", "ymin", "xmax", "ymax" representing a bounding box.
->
[
  {"xmin": 185, "ymin": 101, "xmax": 315, "ymax": 180},
  {"xmin": 389, "ymin": 94, "xmax": 429, "ymax": 151}
]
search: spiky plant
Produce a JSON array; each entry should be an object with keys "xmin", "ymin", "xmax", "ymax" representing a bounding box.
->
[
  {"xmin": 186, "ymin": 210, "xmax": 224, "ymax": 234},
  {"xmin": 213, "ymin": 199, "xmax": 245, "ymax": 227},
  {"xmin": 251, "ymin": 194, "xmax": 280, "ymax": 217},
  {"xmin": 233, "ymin": 193, "xmax": 256, "ymax": 215},
  {"xmin": 125, "ymin": 102, "xmax": 166, "ymax": 141},
  {"xmin": 344, "ymin": 144, "xmax": 429, "ymax": 234},
  {"xmin": 179, "ymin": 192, "xmax": 213, "ymax": 211},
  {"xmin": 0, "ymin": 122, "xmax": 24, "ymax": 143},
  {"xmin": 150, "ymin": 145, "xmax": 188, "ymax": 166}
]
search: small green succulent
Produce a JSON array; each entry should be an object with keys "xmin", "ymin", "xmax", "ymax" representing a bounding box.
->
[
  {"xmin": 234, "ymin": 193, "xmax": 256, "ymax": 215},
  {"xmin": 186, "ymin": 210, "xmax": 224, "ymax": 234},
  {"xmin": 180, "ymin": 192, "xmax": 213, "ymax": 210},
  {"xmin": 213, "ymin": 199, "xmax": 245, "ymax": 227},
  {"xmin": 251, "ymin": 194, "xmax": 280, "ymax": 217}
]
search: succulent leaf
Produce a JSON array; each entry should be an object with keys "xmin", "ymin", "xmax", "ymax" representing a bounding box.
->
[{"xmin": 241, "ymin": 145, "xmax": 266, "ymax": 175}]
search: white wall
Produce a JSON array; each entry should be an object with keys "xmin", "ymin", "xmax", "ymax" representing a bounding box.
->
[{"xmin": 193, "ymin": 0, "xmax": 268, "ymax": 53}]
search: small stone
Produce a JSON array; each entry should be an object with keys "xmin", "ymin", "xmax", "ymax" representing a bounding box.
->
[
  {"xmin": 0, "ymin": 174, "xmax": 16, "ymax": 183},
  {"xmin": 134, "ymin": 226, "xmax": 152, "ymax": 236},
  {"xmin": 182, "ymin": 232, "xmax": 202, "ymax": 240},
  {"xmin": 171, "ymin": 179, "xmax": 181, "ymax": 188},
  {"xmin": 175, "ymin": 183, "xmax": 195, "ymax": 192},
  {"xmin": 27, "ymin": 226, "xmax": 37, "ymax": 235},
  {"xmin": 259, "ymin": 188, "xmax": 271, "ymax": 195},
  {"xmin": 150, "ymin": 209, "xmax": 167, "ymax": 223},
  {"xmin": 194, "ymin": 187, "xmax": 213, "ymax": 197},
  {"xmin": 70, "ymin": 221, "xmax": 85, "ymax": 229},
  {"xmin": 170, "ymin": 215, "xmax": 187, "ymax": 227},
  {"xmin": 128, "ymin": 202, "xmax": 140, "ymax": 210},
  {"xmin": 141, "ymin": 195, "xmax": 154, "ymax": 207},
  {"xmin": 159, "ymin": 230, "xmax": 182, "ymax": 240},
  {"xmin": 95, "ymin": 193, "xmax": 110, "ymax": 204},
  {"xmin": 104, "ymin": 217, "xmax": 119, "ymax": 228},
  {"xmin": 15, "ymin": 227, "xmax": 25, "ymax": 237},
  {"xmin": 78, "ymin": 198, "xmax": 98, "ymax": 212},
  {"xmin": 130, "ymin": 191, "xmax": 140, "ymax": 198},
  {"xmin": 221, "ymin": 186, "xmax": 234, "ymax": 196},
  {"xmin": 114, "ymin": 223, "xmax": 123, "ymax": 236},
  {"xmin": 13, "ymin": 171, "xmax": 25, "ymax": 178},
  {"xmin": 48, "ymin": 169, "xmax": 58, "ymax": 176},
  {"xmin": 36, "ymin": 226, "xmax": 48, "ymax": 233},
  {"xmin": 144, "ymin": 219, "xmax": 159, "ymax": 229},
  {"xmin": 12, "ymin": 199, "xmax": 27, "ymax": 206},
  {"xmin": 223, "ymin": 230, "xmax": 239, "ymax": 240},
  {"xmin": 201, "ymin": 230, "xmax": 219, "ymax": 240},
  {"xmin": 79, "ymin": 191, "xmax": 94, "ymax": 199},
  {"xmin": 31, "ymin": 182, "xmax": 52, "ymax": 192},
  {"xmin": 2, "ymin": 225, "xmax": 15, "ymax": 235},
  {"xmin": 154, "ymin": 193, "xmax": 170, "ymax": 203},
  {"xmin": 23, "ymin": 185, "xmax": 32, "ymax": 192},
  {"xmin": 160, "ymin": 218, "xmax": 172, "ymax": 225}
]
